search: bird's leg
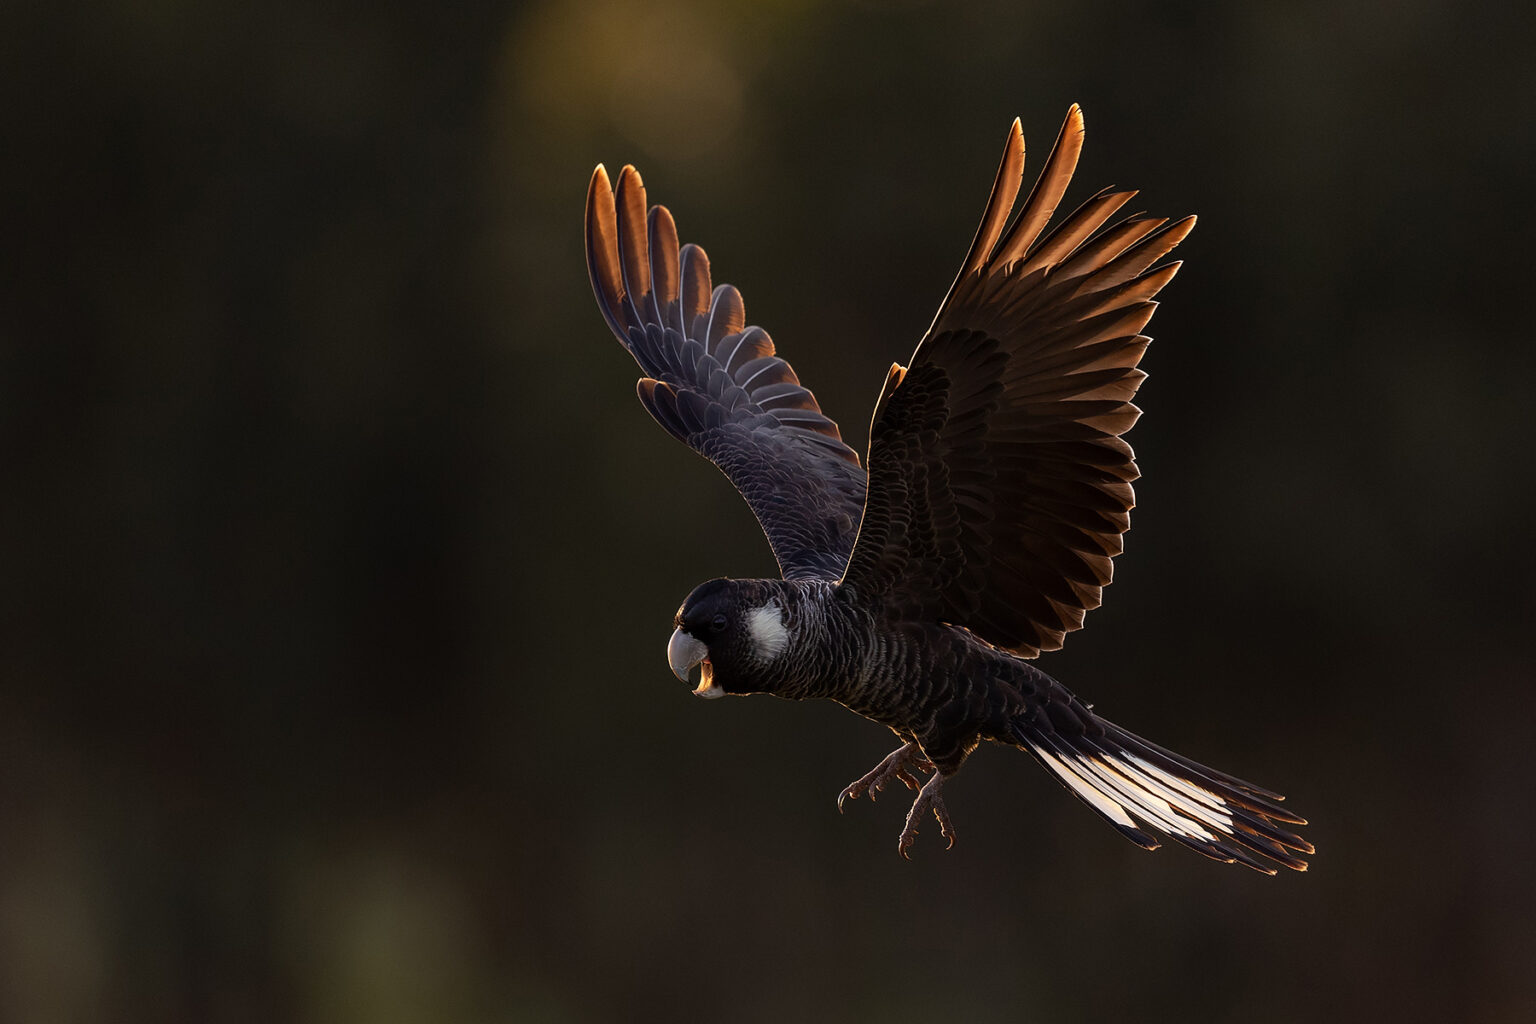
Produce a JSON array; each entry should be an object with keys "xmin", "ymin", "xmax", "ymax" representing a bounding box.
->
[
  {"xmin": 897, "ymin": 772, "xmax": 955, "ymax": 859},
  {"xmin": 837, "ymin": 741, "xmax": 934, "ymax": 811}
]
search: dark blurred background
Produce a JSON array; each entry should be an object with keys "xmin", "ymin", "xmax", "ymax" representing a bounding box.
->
[{"xmin": 3, "ymin": 0, "xmax": 1533, "ymax": 1020}]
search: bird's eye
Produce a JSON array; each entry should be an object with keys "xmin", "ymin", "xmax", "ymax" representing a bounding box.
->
[{"xmin": 710, "ymin": 613, "xmax": 728, "ymax": 632}]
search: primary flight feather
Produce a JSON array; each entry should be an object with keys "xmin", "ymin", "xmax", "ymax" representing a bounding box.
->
[{"xmin": 585, "ymin": 106, "xmax": 1311, "ymax": 871}]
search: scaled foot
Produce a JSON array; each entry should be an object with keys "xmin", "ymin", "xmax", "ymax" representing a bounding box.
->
[
  {"xmin": 837, "ymin": 742, "xmax": 933, "ymax": 811},
  {"xmin": 897, "ymin": 772, "xmax": 955, "ymax": 859}
]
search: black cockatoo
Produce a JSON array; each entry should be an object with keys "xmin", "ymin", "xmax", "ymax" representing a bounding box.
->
[{"xmin": 585, "ymin": 106, "xmax": 1311, "ymax": 872}]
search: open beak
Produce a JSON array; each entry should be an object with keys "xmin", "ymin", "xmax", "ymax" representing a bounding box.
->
[{"xmin": 667, "ymin": 628, "xmax": 722, "ymax": 699}]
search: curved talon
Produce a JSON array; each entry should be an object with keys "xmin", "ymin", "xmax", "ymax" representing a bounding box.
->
[
  {"xmin": 934, "ymin": 797, "xmax": 956, "ymax": 850},
  {"xmin": 837, "ymin": 778, "xmax": 871, "ymax": 812}
]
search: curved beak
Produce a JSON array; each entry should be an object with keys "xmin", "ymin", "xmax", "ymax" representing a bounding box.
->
[{"xmin": 666, "ymin": 628, "xmax": 722, "ymax": 698}]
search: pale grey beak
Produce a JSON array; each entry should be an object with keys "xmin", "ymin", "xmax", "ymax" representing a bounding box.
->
[
  {"xmin": 667, "ymin": 628, "xmax": 707, "ymax": 682},
  {"xmin": 666, "ymin": 628, "xmax": 721, "ymax": 698}
]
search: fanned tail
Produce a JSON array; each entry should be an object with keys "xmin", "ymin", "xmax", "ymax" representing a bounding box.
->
[{"xmin": 1013, "ymin": 712, "xmax": 1312, "ymax": 875}]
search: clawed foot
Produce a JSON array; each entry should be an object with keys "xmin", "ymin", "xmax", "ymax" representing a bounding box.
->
[
  {"xmin": 836, "ymin": 743, "xmax": 958, "ymax": 857},
  {"xmin": 837, "ymin": 742, "xmax": 933, "ymax": 812},
  {"xmin": 897, "ymin": 773, "xmax": 955, "ymax": 860}
]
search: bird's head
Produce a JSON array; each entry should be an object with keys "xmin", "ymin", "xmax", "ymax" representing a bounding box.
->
[{"xmin": 667, "ymin": 578, "xmax": 792, "ymax": 698}]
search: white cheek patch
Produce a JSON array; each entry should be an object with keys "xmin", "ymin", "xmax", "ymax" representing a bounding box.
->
[{"xmin": 746, "ymin": 601, "xmax": 789, "ymax": 661}]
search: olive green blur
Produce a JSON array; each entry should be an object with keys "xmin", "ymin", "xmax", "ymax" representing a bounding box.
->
[{"xmin": 3, "ymin": 1, "xmax": 1532, "ymax": 1021}]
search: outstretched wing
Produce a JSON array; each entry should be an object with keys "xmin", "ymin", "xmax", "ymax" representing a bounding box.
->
[
  {"xmin": 841, "ymin": 106, "xmax": 1194, "ymax": 655},
  {"xmin": 586, "ymin": 165, "xmax": 867, "ymax": 581}
]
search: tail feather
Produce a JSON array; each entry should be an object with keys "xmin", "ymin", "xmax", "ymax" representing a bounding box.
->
[
  {"xmin": 1084, "ymin": 731, "xmax": 1312, "ymax": 852},
  {"xmin": 1029, "ymin": 737, "xmax": 1161, "ymax": 851},
  {"xmin": 1014, "ymin": 713, "xmax": 1312, "ymax": 875}
]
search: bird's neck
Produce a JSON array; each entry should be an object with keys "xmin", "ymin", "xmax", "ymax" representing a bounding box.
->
[
  {"xmin": 755, "ymin": 580, "xmax": 875, "ymax": 703},
  {"xmin": 737, "ymin": 580, "xmax": 847, "ymax": 700}
]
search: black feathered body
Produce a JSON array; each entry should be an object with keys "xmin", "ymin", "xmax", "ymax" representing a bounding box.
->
[{"xmin": 725, "ymin": 579, "xmax": 1082, "ymax": 773}]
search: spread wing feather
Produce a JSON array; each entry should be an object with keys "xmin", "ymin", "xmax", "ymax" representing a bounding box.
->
[
  {"xmin": 842, "ymin": 106, "xmax": 1195, "ymax": 655},
  {"xmin": 586, "ymin": 165, "xmax": 866, "ymax": 581}
]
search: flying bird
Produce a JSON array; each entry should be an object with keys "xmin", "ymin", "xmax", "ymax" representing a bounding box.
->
[{"xmin": 585, "ymin": 106, "xmax": 1312, "ymax": 872}]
